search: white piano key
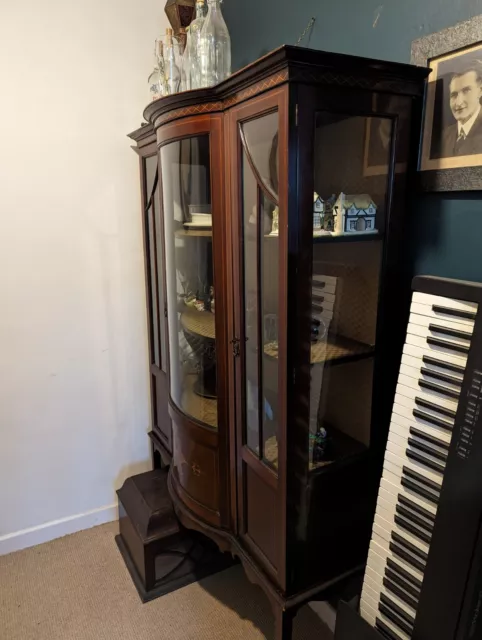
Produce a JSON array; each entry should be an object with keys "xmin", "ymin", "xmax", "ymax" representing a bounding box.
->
[
  {"xmin": 393, "ymin": 394, "xmax": 456, "ymax": 429},
  {"xmin": 398, "ymin": 363, "xmax": 463, "ymax": 392},
  {"xmin": 401, "ymin": 353, "xmax": 465, "ymax": 381},
  {"xmin": 412, "ymin": 291, "xmax": 478, "ymax": 314},
  {"xmin": 379, "ymin": 473, "xmax": 437, "ymax": 516},
  {"xmin": 388, "ymin": 431, "xmax": 448, "ymax": 464},
  {"xmin": 406, "ymin": 322, "xmax": 471, "ymax": 350},
  {"xmin": 410, "ymin": 301, "xmax": 476, "ymax": 326},
  {"xmin": 409, "ymin": 311, "xmax": 474, "ymax": 335},
  {"xmin": 360, "ymin": 606, "xmax": 376, "ymax": 628},
  {"xmin": 369, "ymin": 537, "xmax": 425, "ymax": 583},
  {"xmin": 361, "ymin": 592, "xmax": 381, "ymax": 620},
  {"xmin": 385, "ymin": 447, "xmax": 444, "ymax": 484},
  {"xmin": 374, "ymin": 513, "xmax": 430, "ymax": 556},
  {"xmin": 390, "ymin": 410, "xmax": 452, "ymax": 444},
  {"xmin": 312, "ymin": 274, "xmax": 337, "ymax": 286},
  {"xmin": 378, "ymin": 486, "xmax": 436, "ymax": 525},
  {"xmin": 403, "ymin": 341, "xmax": 467, "ymax": 368},
  {"xmin": 405, "ymin": 332, "xmax": 470, "ymax": 362},
  {"xmin": 396, "ymin": 382, "xmax": 459, "ymax": 412}
]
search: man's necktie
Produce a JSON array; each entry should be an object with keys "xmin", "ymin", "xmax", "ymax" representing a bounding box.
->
[{"xmin": 455, "ymin": 127, "xmax": 467, "ymax": 154}]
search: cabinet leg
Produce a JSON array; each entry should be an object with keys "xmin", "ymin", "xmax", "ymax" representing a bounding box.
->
[{"xmin": 274, "ymin": 607, "xmax": 293, "ymax": 640}]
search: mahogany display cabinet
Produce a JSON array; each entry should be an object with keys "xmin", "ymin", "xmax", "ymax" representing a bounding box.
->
[{"xmin": 128, "ymin": 46, "xmax": 429, "ymax": 639}]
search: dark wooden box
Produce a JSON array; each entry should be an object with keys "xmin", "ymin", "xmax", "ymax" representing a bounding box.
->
[{"xmin": 116, "ymin": 469, "xmax": 234, "ymax": 602}]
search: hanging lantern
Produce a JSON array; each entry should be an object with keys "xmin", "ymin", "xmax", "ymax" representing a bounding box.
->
[{"xmin": 164, "ymin": 0, "xmax": 195, "ymax": 35}]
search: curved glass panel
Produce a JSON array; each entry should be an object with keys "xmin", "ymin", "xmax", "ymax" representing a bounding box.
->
[
  {"xmin": 241, "ymin": 112, "xmax": 279, "ymax": 201},
  {"xmin": 240, "ymin": 111, "xmax": 279, "ymax": 471},
  {"xmin": 160, "ymin": 135, "xmax": 217, "ymax": 428}
]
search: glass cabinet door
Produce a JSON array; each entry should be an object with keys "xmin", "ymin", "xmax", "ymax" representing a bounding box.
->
[
  {"xmin": 160, "ymin": 135, "xmax": 218, "ymax": 429},
  {"xmin": 239, "ymin": 111, "xmax": 280, "ymax": 470},
  {"xmin": 306, "ymin": 110, "xmax": 394, "ymax": 471}
]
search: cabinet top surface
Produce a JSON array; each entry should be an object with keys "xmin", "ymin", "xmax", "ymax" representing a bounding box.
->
[{"xmin": 138, "ymin": 44, "xmax": 429, "ymax": 132}]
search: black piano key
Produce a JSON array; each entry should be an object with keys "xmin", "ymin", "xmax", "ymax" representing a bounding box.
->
[
  {"xmin": 420, "ymin": 366, "xmax": 462, "ymax": 387},
  {"xmin": 398, "ymin": 493, "xmax": 436, "ymax": 523},
  {"xmin": 396, "ymin": 504, "xmax": 434, "ymax": 534},
  {"xmin": 394, "ymin": 514, "xmax": 432, "ymax": 545},
  {"xmin": 428, "ymin": 323, "xmax": 472, "ymax": 341},
  {"xmin": 403, "ymin": 466, "xmax": 442, "ymax": 492},
  {"xmin": 390, "ymin": 541, "xmax": 427, "ymax": 573},
  {"xmin": 376, "ymin": 617, "xmax": 404, "ymax": 640},
  {"xmin": 379, "ymin": 602, "xmax": 414, "ymax": 636},
  {"xmin": 409, "ymin": 426, "xmax": 450, "ymax": 451},
  {"xmin": 385, "ymin": 567, "xmax": 421, "ymax": 601},
  {"xmin": 380, "ymin": 592, "xmax": 416, "ymax": 627},
  {"xmin": 414, "ymin": 396, "xmax": 457, "ymax": 420},
  {"xmin": 427, "ymin": 336, "xmax": 470, "ymax": 355},
  {"xmin": 387, "ymin": 557, "xmax": 423, "ymax": 591},
  {"xmin": 422, "ymin": 354, "xmax": 466, "ymax": 375},
  {"xmin": 408, "ymin": 436, "xmax": 448, "ymax": 463},
  {"xmin": 401, "ymin": 477, "xmax": 439, "ymax": 505},
  {"xmin": 418, "ymin": 378, "xmax": 460, "ymax": 400},
  {"xmin": 383, "ymin": 576, "xmax": 419, "ymax": 611},
  {"xmin": 431, "ymin": 304, "xmax": 476, "ymax": 321},
  {"xmin": 406, "ymin": 449, "xmax": 445, "ymax": 475},
  {"xmin": 392, "ymin": 531, "xmax": 428, "ymax": 562},
  {"xmin": 413, "ymin": 408, "xmax": 453, "ymax": 431}
]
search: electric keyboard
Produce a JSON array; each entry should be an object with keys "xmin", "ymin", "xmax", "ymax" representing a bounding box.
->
[{"xmin": 360, "ymin": 276, "xmax": 482, "ymax": 640}]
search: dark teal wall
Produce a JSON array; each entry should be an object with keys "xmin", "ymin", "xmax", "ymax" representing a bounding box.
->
[{"xmin": 224, "ymin": 0, "xmax": 482, "ymax": 281}]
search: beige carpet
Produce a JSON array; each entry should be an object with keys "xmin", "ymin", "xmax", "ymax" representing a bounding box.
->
[{"xmin": 0, "ymin": 522, "xmax": 333, "ymax": 640}]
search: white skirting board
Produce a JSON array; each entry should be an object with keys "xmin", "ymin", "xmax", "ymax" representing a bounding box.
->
[{"xmin": 0, "ymin": 504, "xmax": 118, "ymax": 556}]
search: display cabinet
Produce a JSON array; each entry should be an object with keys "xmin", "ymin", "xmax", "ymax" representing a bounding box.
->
[{"xmin": 131, "ymin": 46, "xmax": 429, "ymax": 640}]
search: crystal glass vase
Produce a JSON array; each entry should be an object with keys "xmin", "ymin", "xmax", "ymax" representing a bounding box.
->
[
  {"xmin": 188, "ymin": 0, "xmax": 207, "ymax": 89},
  {"xmin": 199, "ymin": 0, "xmax": 231, "ymax": 87}
]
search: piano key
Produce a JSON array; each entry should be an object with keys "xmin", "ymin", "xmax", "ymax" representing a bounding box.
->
[
  {"xmin": 401, "ymin": 476, "xmax": 440, "ymax": 505},
  {"xmin": 407, "ymin": 321, "xmax": 472, "ymax": 348},
  {"xmin": 384, "ymin": 462, "xmax": 441, "ymax": 504},
  {"xmin": 396, "ymin": 504, "xmax": 433, "ymax": 534},
  {"xmin": 374, "ymin": 513, "xmax": 430, "ymax": 557},
  {"xmin": 385, "ymin": 567, "xmax": 421, "ymax": 602},
  {"xmin": 366, "ymin": 565, "xmax": 419, "ymax": 613},
  {"xmin": 399, "ymin": 362, "xmax": 462, "ymax": 390},
  {"xmin": 412, "ymin": 291, "xmax": 478, "ymax": 315},
  {"xmin": 405, "ymin": 449, "xmax": 446, "ymax": 475},
  {"xmin": 380, "ymin": 592, "xmax": 416, "ymax": 628},
  {"xmin": 389, "ymin": 539, "xmax": 427, "ymax": 574},
  {"xmin": 431, "ymin": 304, "xmax": 477, "ymax": 321},
  {"xmin": 380, "ymin": 474, "xmax": 438, "ymax": 515},
  {"xmin": 403, "ymin": 340, "xmax": 468, "ymax": 369},
  {"xmin": 401, "ymin": 464, "xmax": 442, "ymax": 492},
  {"xmin": 397, "ymin": 494, "xmax": 436, "ymax": 524},
  {"xmin": 418, "ymin": 378, "xmax": 460, "ymax": 400},
  {"xmin": 371, "ymin": 536, "xmax": 425, "ymax": 583},
  {"xmin": 394, "ymin": 513, "xmax": 432, "ymax": 545},
  {"xmin": 379, "ymin": 601, "xmax": 414, "ymax": 636},
  {"xmin": 396, "ymin": 382, "xmax": 459, "ymax": 412},
  {"xmin": 421, "ymin": 353, "xmax": 465, "ymax": 375},
  {"xmin": 386, "ymin": 557, "xmax": 423, "ymax": 591},
  {"xmin": 409, "ymin": 426, "xmax": 450, "ymax": 451},
  {"xmin": 407, "ymin": 437, "xmax": 448, "ymax": 463},
  {"xmin": 376, "ymin": 616, "xmax": 409, "ymax": 640},
  {"xmin": 378, "ymin": 486, "xmax": 436, "ymax": 529},
  {"xmin": 394, "ymin": 395, "xmax": 456, "ymax": 425},
  {"xmin": 390, "ymin": 411, "xmax": 452, "ymax": 444},
  {"xmin": 426, "ymin": 335, "xmax": 470, "ymax": 355},
  {"xmin": 397, "ymin": 372, "xmax": 460, "ymax": 398},
  {"xmin": 389, "ymin": 427, "xmax": 449, "ymax": 460},
  {"xmin": 408, "ymin": 311, "xmax": 474, "ymax": 334},
  {"xmin": 405, "ymin": 333, "xmax": 469, "ymax": 363},
  {"xmin": 414, "ymin": 397, "xmax": 457, "ymax": 421},
  {"xmin": 411, "ymin": 408, "xmax": 454, "ymax": 432},
  {"xmin": 385, "ymin": 445, "xmax": 444, "ymax": 483},
  {"xmin": 371, "ymin": 532, "xmax": 427, "ymax": 576}
]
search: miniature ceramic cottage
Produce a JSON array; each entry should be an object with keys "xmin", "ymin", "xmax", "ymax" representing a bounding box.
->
[
  {"xmin": 333, "ymin": 192, "xmax": 377, "ymax": 235},
  {"xmin": 313, "ymin": 192, "xmax": 324, "ymax": 232}
]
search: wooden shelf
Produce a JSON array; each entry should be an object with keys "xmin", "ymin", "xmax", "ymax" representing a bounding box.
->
[
  {"xmin": 180, "ymin": 308, "xmax": 215, "ymax": 339},
  {"xmin": 175, "ymin": 228, "xmax": 212, "ymax": 238},
  {"xmin": 181, "ymin": 374, "xmax": 217, "ymax": 429},
  {"xmin": 313, "ymin": 232, "xmax": 382, "ymax": 244},
  {"xmin": 264, "ymin": 334, "xmax": 375, "ymax": 367}
]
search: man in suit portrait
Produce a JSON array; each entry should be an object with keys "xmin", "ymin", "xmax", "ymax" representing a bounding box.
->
[{"xmin": 440, "ymin": 67, "xmax": 482, "ymax": 157}]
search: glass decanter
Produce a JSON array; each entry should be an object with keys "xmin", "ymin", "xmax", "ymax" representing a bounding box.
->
[
  {"xmin": 188, "ymin": 0, "xmax": 207, "ymax": 89},
  {"xmin": 180, "ymin": 27, "xmax": 192, "ymax": 91},
  {"xmin": 165, "ymin": 28, "xmax": 181, "ymax": 94},
  {"xmin": 199, "ymin": 0, "xmax": 231, "ymax": 87},
  {"xmin": 148, "ymin": 50, "xmax": 162, "ymax": 101}
]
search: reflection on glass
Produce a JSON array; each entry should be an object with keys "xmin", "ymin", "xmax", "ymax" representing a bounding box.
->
[
  {"xmin": 145, "ymin": 155, "xmax": 160, "ymax": 369},
  {"xmin": 308, "ymin": 112, "xmax": 391, "ymax": 470},
  {"xmin": 154, "ymin": 176, "xmax": 168, "ymax": 373},
  {"xmin": 240, "ymin": 111, "xmax": 279, "ymax": 469},
  {"xmin": 160, "ymin": 135, "xmax": 217, "ymax": 428}
]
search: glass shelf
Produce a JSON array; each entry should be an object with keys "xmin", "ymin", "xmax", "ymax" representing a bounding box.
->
[
  {"xmin": 312, "ymin": 232, "xmax": 383, "ymax": 245},
  {"xmin": 175, "ymin": 228, "xmax": 213, "ymax": 238},
  {"xmin": 180, "ymin": 308, "xmax": 216, "ymax": 339},
  {"xmin": 264, "ymin": 334, "xmax": 375, "ymax": 367}
]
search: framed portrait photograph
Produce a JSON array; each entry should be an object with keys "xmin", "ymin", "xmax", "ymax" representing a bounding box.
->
[{"xmin": 412, "ymin": 15, "xmax": 482, "ymax": 191}]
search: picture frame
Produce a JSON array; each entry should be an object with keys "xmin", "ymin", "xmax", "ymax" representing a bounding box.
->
[{"xmin": 412, "ymin": 14, "xmax": 482, "ymax": 191}]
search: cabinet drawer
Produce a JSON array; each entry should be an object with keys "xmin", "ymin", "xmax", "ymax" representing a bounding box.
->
[{"xmin": 172, "ymin": 415, "xmax": 220, "ymax": 516}]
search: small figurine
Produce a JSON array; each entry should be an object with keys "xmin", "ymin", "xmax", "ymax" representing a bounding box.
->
[
  {"xmin": 313, "ymin": 192, "xmax": 324, "ymax": 233},
  {"xmin": 311, "ymin": 427, "xmax": 331, "ymax": 463},
  {"xmin": 209, "ymin": 285, "xmax": 215, "ymax": 314},
  {"xmin": 269, "ymin": 206, "xmax": 279, "ymax": 236},
  {"xmin": 333, "ymin": 192, "xmax": 377, "ymax": 235}
]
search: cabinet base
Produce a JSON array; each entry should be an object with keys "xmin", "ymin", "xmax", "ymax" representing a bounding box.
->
[{"xmin": 116, "ymin": 469, "xmax": 235, "ymax": 603}]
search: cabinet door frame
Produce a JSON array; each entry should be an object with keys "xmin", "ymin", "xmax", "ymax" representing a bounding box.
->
[
  {"xmin": 227, "ymin": 87, "xmax": 289, "ymax": 588},
  {"xmin": 136, "ymin": 139, "xmax": 172, "ymax": 452},
  {"xmin": 157, "ymin": 114, "xmax": 231, "ymax": 527}
]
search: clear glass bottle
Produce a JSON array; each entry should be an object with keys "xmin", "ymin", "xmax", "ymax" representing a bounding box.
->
[
  {"xmin": 180, "ymin": 27, "xmax": 192, "ymax": 91},
  {"xmin": 165, "ymin": 28, "xmax": 180, "ymax": 94},
  {"xmin": 200, "ymin": 0, "xmax": 231, "ymax": 87},
  {"xmin": 148, "ymin": 50, "xmax": 162, "ymax": 101},
  {"xmin": 188, "ymin": 0, "xmax": 207, "ymax": 89}
]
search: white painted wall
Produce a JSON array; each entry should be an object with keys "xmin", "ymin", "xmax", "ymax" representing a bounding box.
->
[{"xmin": 0, "ymin": 0, "xmax": 168, "ymax": 553}]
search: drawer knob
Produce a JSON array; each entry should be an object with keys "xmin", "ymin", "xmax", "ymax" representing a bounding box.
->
[{"xmin": 191, "ymin": 463, "xmax": 202, "ymax": 477}]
